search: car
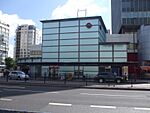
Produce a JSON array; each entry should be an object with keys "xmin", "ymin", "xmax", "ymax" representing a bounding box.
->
[
  {"xmin": 94, "ymin": 72, "xmax": 125, "ymax": 83},
  {"xmin": 8, "ymin": 71, "xmax": 30, "ymax": 80}
]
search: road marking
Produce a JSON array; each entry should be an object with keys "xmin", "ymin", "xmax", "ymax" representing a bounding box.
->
[
  {"xmin": 49, "ymin": 102, "xmax": 72, "ymax": 107},
  {"xmin": 0, "ymin": 98, "xmax": 12, "ymax": 101},
  {"xmin": 90, "ymin": 105, "xmax": 116, "ymax": 109},
  {"xmin": 0, "ymin": 85, "xmax": 25, "ymax": 89},
  {"xmin": 80, "ymin": 93, "xmax": 144, "ymax": 98},
  {"xmin": 134, "ymin": 107, "xmax": 150, "ymax": 111}
]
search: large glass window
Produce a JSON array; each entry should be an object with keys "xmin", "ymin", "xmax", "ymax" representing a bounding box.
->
[
  {"xmin": 60, "ymin": 52, "xmax": 78, "ymax": 58},
  {"xmin": 60, "ymin": 33, "xmax": 78, "ymax": 39},
  {"xmin": 60, "ymin": 46, "xmax": 78, "ymax": 52},
  {"xmin": 60, "ymin": 39, "xmax": 78, "ymax": 45},
  {"xmin": 100, "ymin": 45, "xmax": 112, "ymax": 51},
  {"xmin": 42, "ymin": 59, "xmax": 58, "ymax": 62},
  {"xmin": 43, "ymin": 34, "xmax": 58, "ymax": 40},
  {"xmin": 80, "ymin": 52, "xmax": 98, "ymax": 58},
  {"xmin": 80, "ymin": 45, "xmax": 98, "ymax": 51},
  {"xmin": 60, "ymin": 27, "xmax": 78, "ymax": 33},
  {"xmin": 43, "ymin": 47, "xmax": 58, "ymax": 52},
  {"xmin": 80, "ymin": 26, "xmax": 98, "ymax": 32},
  {"xmin": 114, "ymin": 58, "xmax": 127, "ymax": 62},
  {"xmin": 43, "ymin": 28, "xmax": 59, "ymax": 34},
  {"xmin": 80, "ymin": 32, "xmax": 98, "ymax": 38},
  {"xmin": 100, "ymin": 58, "xmax": 112, "ymax": 62},
  {"xmin": 60, "ymin": 20, "xmax": 78, "ymax": 27},
  {"xmin": 114, "ymin": 44, "xmax": 127, "ymax": 50},
  {"xmin": 80, "ymin": 39, "xmax": 98, "ymax": 45},
  {"xmin": 43, "ymin": 40, "xmax": 58, "ymax": 46},
  {"xmin": 43, "ymin": 22, "xmax": 59, "ymax": 28},
  {"xmin": 114, "ymin": 52, "xmax": 127, "ymax": 57},
  {"xmin": 60, "ymin": 59, "xmax": 78, "ymax": 62},
  {"xmin": 43, "ymin": 53, "xmax": 58, "ymax": 58},
  {"xmin": 80, "ymin": 58, "xmax": 98, "ymax": 62},
  {"xmin": 100, "ymin": 52, "xmax": 112, "ymax": 57},
  {"xmin": 80, "ymin": 19, "xmax": 98, "ymax": 26}
]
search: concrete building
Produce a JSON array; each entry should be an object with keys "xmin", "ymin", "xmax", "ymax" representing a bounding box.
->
[
  {"xmin": 30, "ymin": 44, "xmax": 42, "ymax": 58},
  {"xmin": 0, "ymin": 21, "xmax": 9, "ymax": 67},
  {"xmin": 112, "ymin": 0, "xmax": 150, "ymax": 34},
  {"xmin": 138, "ymin": 25, "xmax": 150, "ymax": 65},
  {"xmin": 15, "ymin": 25, "xmax": 41, "ymax": 59}
]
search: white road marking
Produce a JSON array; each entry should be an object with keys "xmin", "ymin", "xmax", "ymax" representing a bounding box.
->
[
  {"xmin": 90, "ymin": 105, "xmax": 116, "ymax": 109},
  {"xmin": 49, "ymin": 102, "xmax": 72, "ymax": 107},
  {"xmin": 0, "ymin": 98, "xmax": 12, "ymax": 101},
  {"xmin": 80, "ymin": 93, "xmax": 144, "ymax": 98},
  {"xmin": 134, "ymin": 107, "xmax": 150, "ymax": 111},
  {"xmin": 0, "ymin": 85, "xmax": 25, "ymax": 89}
]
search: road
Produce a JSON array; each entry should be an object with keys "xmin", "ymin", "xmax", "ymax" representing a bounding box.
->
[{"xmin": 0, "ymin": 84, "xmax": 150, "ymax": 113}]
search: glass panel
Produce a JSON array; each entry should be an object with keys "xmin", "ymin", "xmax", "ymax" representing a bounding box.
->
[
  {"xmin": 80, "ymin": 26, "xmax": 98, "ymax": 32},
  {"xmin": 60, "ymin": 20, "xmax": 78, "ymax": 27},
  {"xmin": 60, "ymin": 39, "xmax": 78, "ymax": 45},
  {"xmin": 42, "ymin": 53, "xmax": 58, "ymax": 58},
  {"xmin": 114, "ymin": 52, "xmax": 127, "ymax": 57},
  {"xmin": 80, "ymin": 45, "xmax": 98, "ymax": 51},
  {"xmin": 100, "ymin": 52, "xmax": 112, "ymax": 57},
  {"xmin": 84, "ymin": 66, "xmax": 98, "ymax": 72},
  {"xmin": 43, "ymin": 40, "xmax": 58, "ymax": 46},
  {"xmin": 80, "ymin": 52, "xmax": 98, "ymax": 58},
  {"xmin": 43, "ymin": 28, "xmax": 59, "ymax": 34},
  {"xmin": 60, "ymin": 33, "xmax": 78, "ymax": 39},
  {"xmin": 59, "ymin": 59, "xmax": 78, "ymax": 62},
  {"xmin": 100, "ymin": 45, "xmax": 112, "ymax": 51},
  {"xmin": 80, "ymin": 32, "xmax": 98, "ymax": 38},
  {"xmin": 80, "ymin": 19, "xmax": 98, "ymax": 25},
  {"xmin": 42, "ymin": 59, "xmax": 58, "ymax": 62},
  {"xmin": 114, "ymin": 58, "xmax": 127, "ymax": 62},
  {"xmin": 59, "ymin": 66, "xmax": 74, "ymax": 72},
  {"xmin": 100, "ymin": 59, "xmax": 113, "ymax": 62},
  {"xmin": 114, "ymin": 44, "xmax": 127, "ymax": 50},
  {"xmin": 60, "ymin": 46, "xmax": 78, "ymax": 52},
  {"xmin": 60, "ymin": 52, "xmax": 78, "ymax": 58},
  {"xmin": 80, "ymin": 39, "xmax": 98, "ymax": 45},
  {"xmin": 43, "ymin": 34, "xmax": 58, "ymax": 40},
  {"xmin": 80, "ymin": 59, "xmax": 98, "ymax": 62},
  {"xmin": 60, "ymin": 27, "xmax": 78, "ymax": 33},
  {"xmin": 43, "ymin": 22, "xmax": 59, "ymax": 28},
  {"xmin": 43, "ymin": 47, "xmax": 58, "ymax": 52}
]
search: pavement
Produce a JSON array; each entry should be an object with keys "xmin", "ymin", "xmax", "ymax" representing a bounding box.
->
[{"xmin": 0, "ymin": 77, "xmax": 150, "ymax": 91}]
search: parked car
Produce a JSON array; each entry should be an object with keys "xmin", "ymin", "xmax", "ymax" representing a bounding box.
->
[
  {"xmin": 8, "ymin": 71, "xmax": 30, "ymax": 80},
  {"xmin": 94, "ymin": 72, "xmax": 125, "ymax": 83}
]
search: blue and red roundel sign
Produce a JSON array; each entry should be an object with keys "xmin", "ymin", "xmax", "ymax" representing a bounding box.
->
[{"xmin": 86, "ymin": 23, "xmax": 92, "ymax": 29}]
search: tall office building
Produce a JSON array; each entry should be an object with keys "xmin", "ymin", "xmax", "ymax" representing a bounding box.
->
[
  {"xmin": 0, "ymin": 21, "xmax": 9, "ymax": 67},
  {"xmin": 112, "ymin": 0, "xmax": 150, "ymax": 34},
  {"xmin": 15, "ymin": 25, "xmax": 41, "ymax": 59}
]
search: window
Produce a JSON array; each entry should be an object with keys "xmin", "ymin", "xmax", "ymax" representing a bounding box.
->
[
  {"xmin": 43, "ymin": 22, "xmax": 59, "ymax": 28},
  {"xmin": 43, "ymin": 40, "xmax": 58, "ymax": 46},
  {"xmin": 60, "ymin": 33, "xmax": 78, "ymax": 39},
  {"xmin": 60, "ymin": 46, "xmax": 78, "ymax": 52},
  {"xmin": 80, "ymin": 39, "xmax": 98, "ymax": 45},
  {"xmin": 60, "ymin": 27, "xmax": 78, "ymax": 33},
  {"xmin": 60, "ymin": 39, "xmax": 78, "ymax": 45},
  {"xmin": 100, "ymin": 45, "xmax": 112, "ymax": 51},
  {"xmin": 43, "ymin": 28, "xmax": 59, "ymax": 34},
  {"xmin": 43, "ymin": 34, "xmax": 58, "ymax": 40},
  {"xmin": 80, "ymin": 32, "xmax": 99, "ymax": 38},
  {"xmin": 60, "ymin": 20, "xmax": 78, "ymax": 27}
]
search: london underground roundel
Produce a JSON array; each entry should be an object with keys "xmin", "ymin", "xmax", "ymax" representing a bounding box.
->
[{"xmin": 86, "ymin": 23, "xmax": 92, "ymax": 29}]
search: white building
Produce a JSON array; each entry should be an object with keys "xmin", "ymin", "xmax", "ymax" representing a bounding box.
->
[
  {"xmin": 0, "ymin": 21, "xmax": 9, "ymax": 67},
  {"xmin": 15, "ymin": 25, "xmax": 41, "ymax": 59}
]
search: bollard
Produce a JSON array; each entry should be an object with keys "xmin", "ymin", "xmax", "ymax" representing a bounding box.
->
[
  {"xmin": 64, "ymin": 74, "xmax": 66, "ymax": 85},
  {"xmin": 44, "ymin": 72, "xmax": 46, "ymax": 84}
]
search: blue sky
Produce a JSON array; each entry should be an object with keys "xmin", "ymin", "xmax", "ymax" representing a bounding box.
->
[{"xmin": 0, "ymin": 0, "xmax": 111, "ymax": 57}]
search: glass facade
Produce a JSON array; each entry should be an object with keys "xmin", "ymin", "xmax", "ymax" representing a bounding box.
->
[{"xmin": 42, "ymin": 17, "xmax": 107, "ymax": 63}]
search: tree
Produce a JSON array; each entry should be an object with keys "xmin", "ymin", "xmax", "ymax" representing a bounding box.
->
[{"xmin": 5, "ymin": 57, "xmax": 16, "ymax": 70}]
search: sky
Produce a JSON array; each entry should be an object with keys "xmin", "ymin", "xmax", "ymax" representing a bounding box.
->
[{"xmin": 0, "ymin": 0, "xmax": 111, "ymax": 58}]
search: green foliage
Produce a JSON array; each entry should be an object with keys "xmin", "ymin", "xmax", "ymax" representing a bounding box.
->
[{"xmin": 5, "ymin": 57, "xmax": 16, "ymax": 70}]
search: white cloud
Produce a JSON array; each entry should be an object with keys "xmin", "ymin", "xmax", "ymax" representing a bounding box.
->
[
  {"xmin": 0, "ymin": 10, "xmax": 36, "ymax": 58},
  {"xmin": 51, "ymin": 0, "xmax": 111, "ymax": 29}
]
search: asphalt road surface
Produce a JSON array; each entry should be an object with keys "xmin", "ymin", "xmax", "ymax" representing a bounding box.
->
[{"xmin": 0, "ymin": 84, "xmax": 150, "ymax": 113}]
